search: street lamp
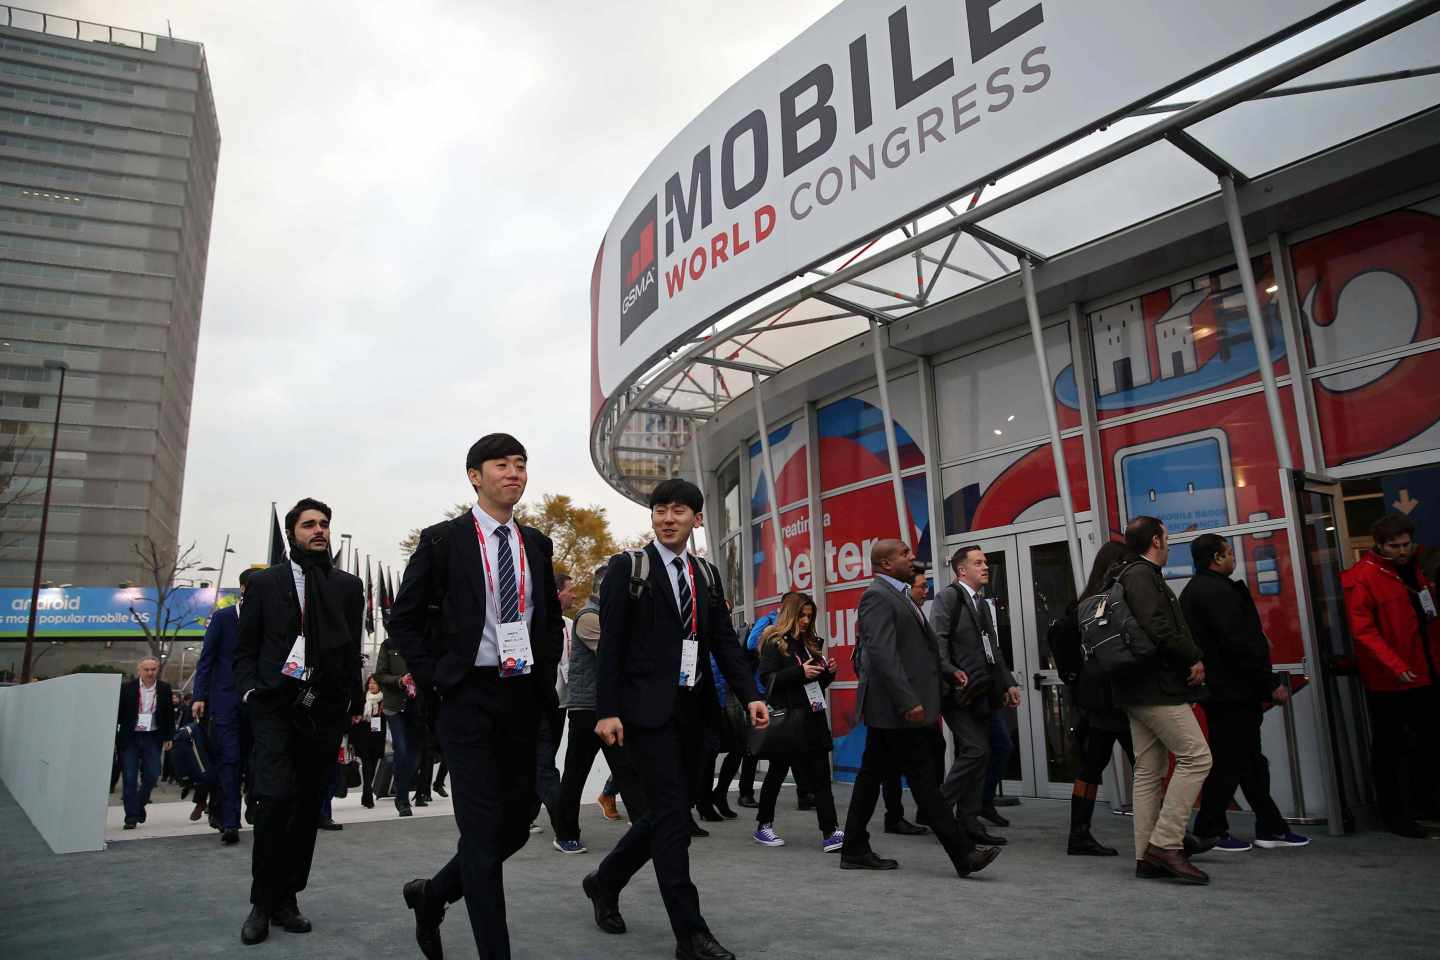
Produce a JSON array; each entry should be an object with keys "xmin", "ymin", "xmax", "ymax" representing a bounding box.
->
[
  {"xmin": 340, "ymin": 533, "xmax": 352, "ymax": 570},
  {"xmin": 178, "ymin": 644, "xmax": 197, "ymax": 692},
  {"xmin": 208, "ymin": 534, "xmax": 236, "ymax": 612},
  {"xmin": 20, "ymin": 358, "xmax": 68, "ymax": 684}
]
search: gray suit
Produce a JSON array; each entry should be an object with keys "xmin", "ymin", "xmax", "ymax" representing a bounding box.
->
[
  {"xmin": 842, "ymin": 576, "xmax": 978, "ymax": 872},
  {"xmin": 855, "ymin": 579, "xmax": 945, "ymax": 729}
]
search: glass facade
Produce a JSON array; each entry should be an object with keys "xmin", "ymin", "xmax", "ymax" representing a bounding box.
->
[{"xmin": 0, "ymin": 20, "xmax": 218, "ymax": 587}]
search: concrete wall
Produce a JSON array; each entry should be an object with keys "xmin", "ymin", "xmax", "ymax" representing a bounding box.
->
[{"xmin": 0, "ymin": 673, "xmax": 120, "ymax": 853}]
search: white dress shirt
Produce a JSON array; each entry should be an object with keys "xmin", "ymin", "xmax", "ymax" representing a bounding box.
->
[
  {"xmin": 290, "ymin": 560, "xmax": 306, "ymax": 617},
  {"xmin": 472, "ymin": 504, "xmax": 535, "ymax": 667},
  {"xmin": 653, "ymin": 540, "xmax": 693, "ymax": 625},
  {"xmin": 137, "ymin": 679, "xmax": 157, "ymax": 731}
]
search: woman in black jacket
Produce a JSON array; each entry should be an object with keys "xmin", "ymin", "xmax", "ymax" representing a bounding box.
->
[
  {"xmin": 752, "ymin": 593, "xmax": 843, "ymax": 852},
  {"xmin": 1051, "ymin": 540, "xmax": 1136, "ymax": 856}
]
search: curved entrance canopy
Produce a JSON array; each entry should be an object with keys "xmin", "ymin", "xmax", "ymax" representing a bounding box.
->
[{"xmin": 591, "ymin": 0, "xmax": 1440, "ymax": 503}]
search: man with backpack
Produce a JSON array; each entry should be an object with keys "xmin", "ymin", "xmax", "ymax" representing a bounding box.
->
[
  {"xmin": 389, "ymin": 433, "xmax": 566, "ymax": 960},
  {"xmin": 1109, "ymin": 516, "xmax": 1212, "ymax": 885},
  {"xmin": 930, "ymin": 545, "xmax": 1020, "ymax": 847},
  {"xmin": 583, "ymin": 478, "xmax": 768, "ymax": 960}
]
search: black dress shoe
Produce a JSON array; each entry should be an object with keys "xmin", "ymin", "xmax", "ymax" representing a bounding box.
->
[
  {"xmin": 711, "ymin": 792, "xmax": 738, "ymax": 820},
  {"xmin": 1067, "ymin": 829, "xmax": 1118, "ymax": 856},
  {"xmin": 317, "ymin": 818, "xmax": 343, "ymax": 831},
  {"xmin": 221, "ymin": 829, "xmax": 239, "ymax": 845},
  {"xmin": 433, "ymin": 782, "xmax": 449, "ymax": 798},
  {"xmin": 583, "ymin": 871, "xmax": 626, "ymax": 934},
  {"xmin": 969, "ymin": 827, "xmax": 1007, "ymax": 846},
  {"xmin": 695, "ymin": 804, "xmax": 724, "ymax": 823},
  {"xmin": 992, "ymin": 795, "xmax": 1021, "ymax": 807},
  {"xmin": 1183, "ymin": 832, "xmax": 1217, "ymax": 856},
  {"xmin": 736, "ymin": 794, "xmax": 758, "ymax": 809},
  {"xmin": 676, "ymin": 931, "xmax": 737, "ymax": 960},
  {"xmin": 271, "ymin": 902, "xmax": 312, "ymax": 933},
  {"xmin": 362, "ymin": 795, "xmax": 375, "ymax": 809},
  {"xmin": 689, "ymin": 816, "xmax": 710, "ymax": 838},
  {"xmin": 883, "ymin": 818, "xmax": 928, "ymax": 836},
  {"xmin": 840, "ymin": 851, "xmax": 899, "ymax": 870},
  {"xmin": 403, "ymin": 878, "xmax": 446, "ymax": 960},
  {"xmin": 241, "ymin": 906, "xmax": 269, "ymax": 945},
  {"xmin": 957, "ymin": 846, "xmax": 1001, "ymax": 877},
  {"xmin": 123, "ymin": 820, "xmax": 136, "ymax": 830},
  {"xmin": 415, "ymin": 795, "xmax": 430, "ymax": 808},
  {"xmin": 979, "ymin": 806, "xmax": 1011, "ymax": 828}
]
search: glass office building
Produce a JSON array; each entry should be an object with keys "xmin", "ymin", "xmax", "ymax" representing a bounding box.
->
[{"xmin": 0, "ymin": 8, "xmax": 219, "ymax": 587}]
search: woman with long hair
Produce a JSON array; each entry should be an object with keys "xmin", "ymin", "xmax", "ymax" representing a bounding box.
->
[
  {"xmin": 352, "ymin": 675, "xmax": 387, "ymax": 809},
  {"xmin": 752, "ymin": 593, "xmax": 843, "ymax": 852},
  {"xmin": 1050, "ymin": 540, "xmax": 1135, "ymax": 855}
]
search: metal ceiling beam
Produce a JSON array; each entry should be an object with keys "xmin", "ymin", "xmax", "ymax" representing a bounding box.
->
[
  {"xmin": 1127, "ymin": 64, "xmax": 1440, "ymax": 118},
  {"xmin": 631, "ymin": 405, "xmax": 712, "ymax": 419},
  {"xmin": 963, "ymin": 224, "xmax": 1045, "ymax": 263},
  {"xmin": 692, "ymin": 355, "xmax": 779, "ymax": 376},
  {"xmin": 812, "ymin": 290, "xmax": 891, "ymax": 323},
  {"xmin": 1165, "ymin": 129, "xmax": 1247, "ymax": 184},
  {"xmin": 612, "ymin": 445, "xmax": 681, "ymax": 457}
]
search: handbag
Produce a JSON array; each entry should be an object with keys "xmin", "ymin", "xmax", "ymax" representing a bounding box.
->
[
  {"xmin": 746, "ymin": 706, "xmax": 810, "ymax": 758},
  {"xmin": 343, "ymin": 759, "xmax": 362, "ymax": 789}
]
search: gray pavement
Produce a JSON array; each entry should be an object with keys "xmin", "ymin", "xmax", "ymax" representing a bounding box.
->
[{"xmin": 3, "ymin": 780, "xmax": 1438, "ymax": 960}]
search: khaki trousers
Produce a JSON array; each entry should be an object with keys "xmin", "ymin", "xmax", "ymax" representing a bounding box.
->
[{"xmin": 1126, "ymin": 704, "xmax": 1212, "ymax": 859}]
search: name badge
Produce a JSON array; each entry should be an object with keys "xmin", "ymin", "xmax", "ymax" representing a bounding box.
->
[
  {"xmin": 370, "ymin": 715, "xmax": 382, "ymax": 733},
  {"xmin": 281, "ymin": 634, "xmax": 308, "ymax": 681},
  {"xmin": 1420, "ymin": 587, "xmax": 1437, "ymax": 620},
  {"xmin": 981, "ymin": 632, "xmax": 996, "ymax": 665},
  {"xmin": 678, "ymin": 636, "xmax": 699, "ymax": 688},
  {"xmin": 498, "ymin": 621, "xmax": 534, "ymax": 678},
  {"xmin": 804, "ymin": 680, "xmax": 826, "ymax": 713},
  {"xmin": 136, "ymin": 713, "xmax": 153, "ymax": 732}
]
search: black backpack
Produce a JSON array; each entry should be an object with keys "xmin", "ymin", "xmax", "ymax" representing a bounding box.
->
[{"xmin": 1077, "ymin": 563, "xmax": 1158, "ymax": 675}]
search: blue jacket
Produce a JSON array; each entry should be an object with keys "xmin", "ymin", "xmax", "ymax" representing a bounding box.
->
[
  {"xmin": 746, "ymin": 612, "xmax": 778, "ymax": 696},
  {"xmin": 193, "ymin": 603, "xmax": 241, "ymax": 716}
]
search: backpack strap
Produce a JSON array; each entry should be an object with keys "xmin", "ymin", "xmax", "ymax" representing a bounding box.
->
[
  {"xmin": 627, "ymin": 549, "xmax": 650, "ymax": 600},
  {"xmin": 425, "ymin": 527, "xmax": 451, "ymax": 613}
]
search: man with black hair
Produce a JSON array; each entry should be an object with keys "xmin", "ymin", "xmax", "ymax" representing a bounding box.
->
[
  {"xmin": 391, "ymin": 433, "xmax": 565, "ymax": 960},
  {"xmin": 584, "ymin": 478, "xmax": 768, "ymax": 960},
  {"xmin": 1181, "ymin": 534, "xmax": 1308, "ymax": 851},
  {"xmin": 233, "ymin": 498, "xmax": 364, "ymax": 945},
  {"xmin": 1111, "ymin": 516, "xmax": 1212, "ymax": 885},
  {"xmin": 193, "ymin": 566, "xmax": 258, "ymax": 845},
  {"xmin": 1342, "ymin": 512, "xmax": 1440, "ymax": 837}
]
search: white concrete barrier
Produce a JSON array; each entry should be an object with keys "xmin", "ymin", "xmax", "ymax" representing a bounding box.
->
[{"xmin": 0, "ymin": 672, "xmax": 120, "ymax": 854}]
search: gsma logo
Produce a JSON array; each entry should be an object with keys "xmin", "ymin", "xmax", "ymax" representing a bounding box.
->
[{"xmin": 619, "ymin": 198, "xmax": 658, "ymax": 343}]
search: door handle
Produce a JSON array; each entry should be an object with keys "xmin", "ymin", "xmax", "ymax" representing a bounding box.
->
[{"xmin": 1032, "ymin": 672, "xmax": 1045, "ymax": 692}]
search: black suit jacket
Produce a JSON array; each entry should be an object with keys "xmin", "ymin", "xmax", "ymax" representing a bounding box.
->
[
  {"xmin": 1180, "ymin": 568, "xmax": 1279, "ymax": 703},
  {"xmin": 595, "ymin": 543, "xmax": 759, "ymax": 728},
  {"xmin": 931, "ymin": 583, "xmax": 1016, "ymax": 713},
  {"xmin": 115, "ymin": 678, "xmax": 175, "ymax": 745},
  {"xmin": 389, "ymin": 511, "xmax": 564, "ymax": 699},
  {"xmin": 232, "ymin": 561, "xmax": 365, "ymax": 713}
]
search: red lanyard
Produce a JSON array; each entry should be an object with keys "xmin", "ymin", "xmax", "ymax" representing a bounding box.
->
[
  {"xmin": 473, "ymin": 515, "xmax": 527, "ymax": 617},
  {"xmin": 678, "ymin": 555, "xmax": 698, "ymax": 639}
]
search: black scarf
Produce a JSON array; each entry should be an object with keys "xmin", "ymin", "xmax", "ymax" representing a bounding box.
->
[{"xmin": 290, "ymin": 545, "xmax": 349, "ymax": 656}]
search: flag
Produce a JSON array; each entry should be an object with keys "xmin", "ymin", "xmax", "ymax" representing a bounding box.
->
[
  {"xmin": 364, "ymin": 556, "xmax": 375, "ymax": 635},
  {"xmin": 268, "ymin": 504, "xmax": 286, "ymax": 566},
  {"xmin": 379, "ymin": 566, "xmax": 393, "ymax": 627},
  {"xmin": 387, "ymin": 567, "xmax": 396, "ymax": 602}
]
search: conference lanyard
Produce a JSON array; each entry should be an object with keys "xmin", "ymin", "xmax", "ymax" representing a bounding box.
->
[{"xmin": 473, "ymin": 515, "xmax": 527, "ymax": 618}]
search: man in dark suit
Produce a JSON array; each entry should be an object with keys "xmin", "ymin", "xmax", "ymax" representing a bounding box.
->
[
  {"xmin": 839, "ymin": 538, "xmax": 1000, "ymax": 878},
  {"xmin": 233, "ymin": 497, "xmax": 364, "ymax": 945},
  {"xmin": 115, "ymin": 656, "xmax": 174, "ymax": 830},
  {"xmin": 584, "ymin": 478, "xmax": 768, "ymax": 960},
  {"xmin": 193, "ymin": 566, "xmax": 257, "ymax": 845},
  {"xmin": 391, "ymin": 433, "xmax": 564, "ymax": 960},
  {"xmin": 930, "ymin": 545, "xmax": 1020, "ymax": 846}
]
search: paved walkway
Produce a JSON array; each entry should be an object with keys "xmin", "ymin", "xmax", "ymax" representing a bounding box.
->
[{"xmin": 2, "ymin": 781, "xmax": 1438, "ymax": 959}]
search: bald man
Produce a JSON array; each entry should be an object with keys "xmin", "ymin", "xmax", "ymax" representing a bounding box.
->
[{"xmin": 838, "ymin": 539, "xmax": 1000, "ymax": 878}]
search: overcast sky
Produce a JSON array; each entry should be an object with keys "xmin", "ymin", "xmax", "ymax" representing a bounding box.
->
[{"xmin": 48, "ymin": 0, "xmax": 837, "ymax": 584}]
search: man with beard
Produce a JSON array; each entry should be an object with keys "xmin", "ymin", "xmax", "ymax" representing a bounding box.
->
[{"xmin": 233, "ymin": 498, "xmax": 364, "ymax": 945}]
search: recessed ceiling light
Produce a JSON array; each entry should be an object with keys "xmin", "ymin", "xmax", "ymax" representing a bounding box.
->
[
  {"xmin": 993, "ymin": 428, "xmax": 1003, "ymax": 436},
  {"xmin": 1265, "ymin": 285, "xmax": 1278, "ymax": 294}
]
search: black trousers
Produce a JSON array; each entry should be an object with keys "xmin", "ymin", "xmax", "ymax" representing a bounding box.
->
[
  {"xmin": 247, "ymin": 696, "xmax": 342, "ymax": 911},
  {"xmin": 940, "ymin": 703, "xmax": 990, "ymax": 827},
  {"xmin": 353, "ymin": 726, "xmax": 384, "ymax": 802},
  {"xmin": 595, "ymin": 703, "xmax": 707, "ymax": 940},
  {"xmin": 757, "ymin": 748, "xmax": 838, "ymax": 835},
  {"xmin": 739, "ymin": 754, "xmax": 759, "ymax": 798},
  {"xmin": 842, "ymin": 725, "xmax": 975, "ymax": 873},
  {"xmin": 430, "ymin": 670, "xmax": 540, "ymax": 960},
  {"xmin": 1194, "ymin": 701, "xmax": 1287, "ymax": 838},
  {"xmin": 550, "ymin": 708, "xmax": 648, "ymax": 842},
  {"xmin": 1075, "ymin": 717, "xmax": 1134, "ymax": 785},
  {"xmin": 1367, "ymin": 686, "xmax": 1439, "ymax": 827}
]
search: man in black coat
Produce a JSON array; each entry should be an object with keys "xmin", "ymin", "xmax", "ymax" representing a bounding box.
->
[
  {"xmin": 930, "ymin": 545, "xmax": 1020, "ymax": 846},
  {"xmin": 585, "ymin": 478, "xmax": 768, "ymax": 960},
  {"xmin": 391, "ymin": 434, "xmax": 565, "ymax": 960},
  {"xmin": 233, "ymin": 497, "xmax": 364, "ymax": 945},
  {"xmin": 115, "ymin": 656, "xmax": 174, "ymax": 829},
  {"xmin": 1181, "ymin": 534, "xmax": 1307, "ymax": 850}
]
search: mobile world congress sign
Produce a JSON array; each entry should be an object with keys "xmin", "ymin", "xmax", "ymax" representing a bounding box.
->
[{"xmin": 592, "ymin": 0, "xmax": 1349, "ymax": 407}]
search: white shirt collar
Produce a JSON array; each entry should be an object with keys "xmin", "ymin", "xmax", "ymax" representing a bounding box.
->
[
  {"xmin": 956, "ymin": 579, "xmax": 980, "ymax": 601},
  {"xmin": 653, "ymin": 540, "xmax": 689, "ymax": 571},
  {"xmin": 471, "ymin": 503, "xmax": 517, "ymax": 539}
]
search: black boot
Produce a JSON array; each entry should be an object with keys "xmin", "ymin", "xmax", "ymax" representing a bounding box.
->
[{"xmin": 1068, "ymin": 785, "xmax": 1118, "ymax": 856}]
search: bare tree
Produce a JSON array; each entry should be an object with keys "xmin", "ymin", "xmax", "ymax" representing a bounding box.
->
[
  {"xmin": 128, "ymin": 536, "xmax": 204, "ymax": 679},
  {"xmin": 0, "ymin": 426, "xmax": 42, "ymax": 557}
]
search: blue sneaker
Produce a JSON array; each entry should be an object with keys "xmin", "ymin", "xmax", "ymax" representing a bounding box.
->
[
  {"xmin": 822, "ymin": 830, "xmax": 845, "ymax": 853},
  {"xmin": 1213, "ymin": 833, "xmax": 1252, "ymax": 852},
  {"xmin": 552, "ymin": 838, "xmax": 587, "ymax": 854},
  {"xmin": 752, "ymin": 824, "xmax": 785, "ymax": 847},
  {"xmin": 1254, "ymin": 830, "xmax": 1310, "ymax": 849}
]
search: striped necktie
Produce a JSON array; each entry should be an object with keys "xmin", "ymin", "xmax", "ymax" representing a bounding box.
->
[
  {"xmin": 673, "ymin": 557, "xmax": 694, "ymax": 638},
  {"xmin": 495, "ymin": 525, "xmax": 520, "ymax": 622}
]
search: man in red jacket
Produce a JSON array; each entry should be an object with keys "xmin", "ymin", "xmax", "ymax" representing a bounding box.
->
[{"xmin": 1341, "ymin": 513, "xmax": 1440, "ymax": 837}]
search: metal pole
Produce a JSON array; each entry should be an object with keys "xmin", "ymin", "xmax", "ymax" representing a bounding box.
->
[
  {"xmin": 209, "ymin": 533, "xmax": 232, "ymax": 616},
  {"xmin": 20, "ymin": 360, "xmax": 67, "ymax": 683},
  {"xmin": 751, "ymin": 372, "xmax": 789, "ymax": 595},
  {"xmin": 689, "ymin": 433, "xmax": 706, "ymax": 557},
  {"xmin": 1220, "ymin": 174, "xmax": 1293, "ymax": 471},
  {"xmin": 1020, "ymin": 261, "xmax": 1084, "ymax": 590},
  {"xmin": 868, "ymin": 319, "xmax": 912, "ymax": 547}
]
